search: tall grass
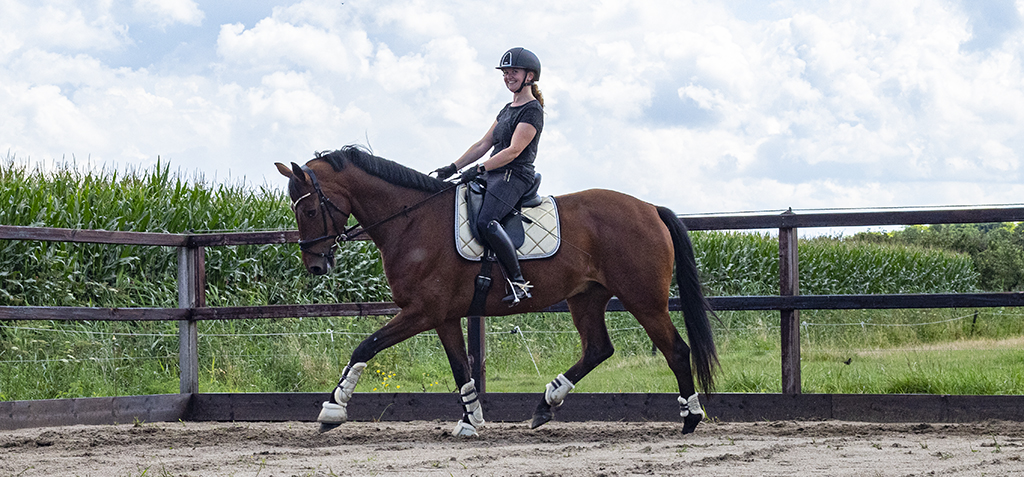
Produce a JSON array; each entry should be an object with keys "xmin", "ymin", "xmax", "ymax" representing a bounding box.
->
[{"xmin": 2, "ymin": 157, "xmax": 1019, "ymax": 401}]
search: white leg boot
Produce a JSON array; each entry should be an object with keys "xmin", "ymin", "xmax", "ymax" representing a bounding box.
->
[
  {"xmin": 545, "ymin": 374, "xmax": 574, "ymax": 407},
  {"xmin": 678, "ymin": 392, "xmax": 704, "ymax": 419},
  {"xmin": 452, "ymin": 379, "xmax": 485, "ymax": 437},
  {"xmin": 318, "ymin": 362, "xmax": 366, "ymax": 429}
]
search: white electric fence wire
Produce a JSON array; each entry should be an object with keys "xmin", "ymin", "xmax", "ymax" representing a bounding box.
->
[
  {"xmin": 800, "ymin": 313, "xmax": 972, "ymax": 328},
  {"xmin": 682, "ymin": 201, "xmax": 1024, "ymax": 217},
  {"xmin": 3, "ymin": 355, "xmax": 176, "ymax": 364},
  {"xmin": 0, "ymin": 325, "xmax": 176, "ymax": 337},
  {"xmin": 511, "ymin": 325, "xmax": 542, "ymax": 376},
  {"xmin": 0, "ymin": 311, "xmax": 1014, "ymax": 365}
]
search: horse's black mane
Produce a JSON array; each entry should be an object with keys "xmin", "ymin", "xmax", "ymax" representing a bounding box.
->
[{"xmin": 314, "ymin": 146, "xmax": 449, "ymax": 193}]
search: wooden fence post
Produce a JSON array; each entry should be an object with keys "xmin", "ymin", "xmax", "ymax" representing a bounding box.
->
[
  {"xmin": 779, "ymin": 209, "xmax": 801, "ymax": 395},
  {"xmin": 177, "ymin": 246, "xmax": 205, "ymax": 394},
  {"xmin": 467, "ymin": 316, "xmax": 486, "ymax": 392}
]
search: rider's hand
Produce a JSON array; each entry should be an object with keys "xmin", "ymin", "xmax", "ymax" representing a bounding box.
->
[
  {"xmin": 431, "ymin": 163, "xmax": 457, "ymax": 180},
  {"xmin": 459, "ymin": 164, "xmax": 485, "ymax": 184}
]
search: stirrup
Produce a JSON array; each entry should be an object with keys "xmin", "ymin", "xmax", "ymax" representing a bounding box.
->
[{"xmin": 502, "ymin": 280, "xmax": 533, "ymax": 305}]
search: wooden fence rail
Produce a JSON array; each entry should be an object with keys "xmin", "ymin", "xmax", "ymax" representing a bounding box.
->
[{"xmin": 3, "ymin": 205, "xmax": 1024, "ymax": 408}]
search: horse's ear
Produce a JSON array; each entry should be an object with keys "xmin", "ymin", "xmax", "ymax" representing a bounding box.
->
[
  {"xmin": 275, "ymin": 162, "xmax": 294, "ymax": 179},
  {"xmin": 291, "ymin": 162, "xmax": 308, "ymax": 183}
]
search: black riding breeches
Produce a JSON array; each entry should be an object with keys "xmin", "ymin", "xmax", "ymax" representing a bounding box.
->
[{"xmin": 474, "ymin": 170, "xmax": 533, "ymax": 239}]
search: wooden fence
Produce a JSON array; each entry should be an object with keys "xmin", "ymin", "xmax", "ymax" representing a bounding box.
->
[{"xmin": 3, "ymin": 206, "xmax": 1024, "ymax": 429}]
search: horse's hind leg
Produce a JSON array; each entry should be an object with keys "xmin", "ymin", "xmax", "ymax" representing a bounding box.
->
[
  {"xmin": 434, "ymin": 318, "xmax": 485, "ymax": 437},
  {"xmin": 531, "ymin": 284, "xmax": 615, "ymax": 429},
  {"xmin": 623, "ymin": 300, "xmax": 704, "ymax": 434}
]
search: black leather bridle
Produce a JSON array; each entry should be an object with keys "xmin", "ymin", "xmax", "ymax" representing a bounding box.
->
[{"xmin": 292, "ymin": 165, "xmax": 361, "ymax": 260}]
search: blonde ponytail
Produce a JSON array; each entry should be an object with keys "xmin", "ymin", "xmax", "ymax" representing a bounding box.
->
[{"xmin": 531, "ymin": 84, "xmax": 544, "ymax": 108}]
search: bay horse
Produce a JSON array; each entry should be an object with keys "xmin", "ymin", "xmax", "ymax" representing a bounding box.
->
[{"xmin": 275, "ymin": 146, "xmax": 718, "ymax": 436}]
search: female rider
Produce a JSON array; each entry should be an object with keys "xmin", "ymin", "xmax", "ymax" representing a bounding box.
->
[{"xmin": 433, "ymin": 47, "xmax": 544, "ymax": 306}]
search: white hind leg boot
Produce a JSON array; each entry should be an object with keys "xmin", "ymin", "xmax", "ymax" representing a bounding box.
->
[
  {"xmin": 545, "ymin": 374, "xmax": 575, "ymax": 407},
  {"xmin": 679, "ymin": 392, "xmax": 704, "ymax": 419},
  {"xmin": 318, "ymin": 362, "xmax": 366, "ymax": 425},
  {"xmin": 452, "ymin": 379, "xmax": 485, "ymax": 437}
]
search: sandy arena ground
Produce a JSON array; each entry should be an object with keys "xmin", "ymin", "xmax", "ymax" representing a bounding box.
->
[{"xmin": 1, "ymin": 419, "xmax": 1023, "ymax": 476}]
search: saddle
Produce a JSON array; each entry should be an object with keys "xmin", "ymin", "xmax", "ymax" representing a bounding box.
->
[{"xmin": 455, "ymin": 173, "xmax": 560, "ymax": 261}]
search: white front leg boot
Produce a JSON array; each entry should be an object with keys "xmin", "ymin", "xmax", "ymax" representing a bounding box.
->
[
  {"xmin": 545, "ymin": 374, "xmax": 575, "ymax": 407},
  {"xmin": 452, "ymin": 378, "xmax": 485, "ymax": 437},
  {"xmin": 318, "ymin": 362, "xmax": 367, "ymax": 427}
]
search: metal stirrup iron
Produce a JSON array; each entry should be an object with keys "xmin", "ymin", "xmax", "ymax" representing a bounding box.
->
[{"xmin": 503, "ymin": 278, "xmax": 533, "ymax": 305}]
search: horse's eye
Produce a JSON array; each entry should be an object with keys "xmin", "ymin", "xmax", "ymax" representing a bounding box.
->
[{"xmin": 305, "ymin": 209, "xmax": 317, "ymax": 218}]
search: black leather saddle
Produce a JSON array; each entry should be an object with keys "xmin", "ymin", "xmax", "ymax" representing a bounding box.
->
[{"xmin": 466, "ymin": 173, "xmax": 543, "ymax": 249}]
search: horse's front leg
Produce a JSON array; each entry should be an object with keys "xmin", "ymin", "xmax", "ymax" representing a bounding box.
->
[
  {"xmin": 317, "ymin": 360, "xmax": 366, "ymax": 433},
  {"xmin": 317, "ymin": 310, "xmax": 431, "ymax": 433},
  {"xmin": 435, "ymin": 318, "xmax": 484, "ymax": 437}
]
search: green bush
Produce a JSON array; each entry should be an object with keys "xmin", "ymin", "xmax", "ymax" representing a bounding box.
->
[{"xmin": 854, "ymin": 223, "xmax": 1024, "ymax": 291}]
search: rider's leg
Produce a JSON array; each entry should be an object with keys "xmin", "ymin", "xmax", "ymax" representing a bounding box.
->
[
  {"xmin": 484, "ymin": 219, "xmax": 532, "ymax": 304},
  {"xmin": 475, "ymin": 170, "xmax": 535, "ymax": 305}
]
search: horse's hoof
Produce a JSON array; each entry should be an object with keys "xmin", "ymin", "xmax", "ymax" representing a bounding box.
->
[
  {"xmin": 452, "ymin": 420, "xmax": 479, "ymax": 437},
  {"xmin": 317, "ymin": 401, "xmax": 347, "ymax": 433},
  {"xmin": 530, "ymin": 410, "xmax": 553, "ymax": 429},
  {"xmin": 681, "ymin": 413, "xmax": 703, "ymax": 435},
  {"xmin": 318, "ymin": 422, "xmax": 342, "ymax": 434}
]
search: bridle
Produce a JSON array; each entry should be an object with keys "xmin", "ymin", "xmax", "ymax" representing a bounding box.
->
[
  {"xmin": 292, "ymin": 164, "xmax": 455, "ymax": 260},
  {"xmin": 292, "ymin": 165, "xmax": 360, "ymax": 260}
]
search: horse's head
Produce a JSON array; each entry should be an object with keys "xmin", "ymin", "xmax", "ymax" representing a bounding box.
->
[{"xmin": 276, "ymin": 161, "xmax": 351, "ymax": 275}]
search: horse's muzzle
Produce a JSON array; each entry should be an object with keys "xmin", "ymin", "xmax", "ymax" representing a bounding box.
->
[{"xmin": 304, "ymin": 254, "xmax": 334, "ymax": 275}]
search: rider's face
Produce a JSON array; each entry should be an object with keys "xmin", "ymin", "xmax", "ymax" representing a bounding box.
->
[{"xmin": 502, "ymin": 68, "xmax": 527, "ymax": 91}]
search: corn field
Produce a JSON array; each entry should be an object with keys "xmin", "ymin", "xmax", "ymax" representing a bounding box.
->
[{"xmin": 3, "ymin": 157, "xmax": 1020, "ymax": 400}]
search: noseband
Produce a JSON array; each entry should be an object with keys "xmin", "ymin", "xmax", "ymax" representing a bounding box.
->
[{"xmin": 292, "ymin": 165, "xmax": 361, "ymax": 260}]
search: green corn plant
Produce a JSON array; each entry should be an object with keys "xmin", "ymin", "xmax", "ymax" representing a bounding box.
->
[{"xmin": 3, "ymin": 156, "xmax": 1019, "ymax": 400}]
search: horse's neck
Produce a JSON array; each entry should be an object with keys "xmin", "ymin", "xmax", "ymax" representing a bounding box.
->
[{"xmin": 346, "ymin": 173, "xmax": 441, "ymax": 247}]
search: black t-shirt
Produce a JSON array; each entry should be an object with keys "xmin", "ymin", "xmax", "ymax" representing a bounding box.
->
[{"xmin": 490, "ymin": 99, "xmax": 543, "ymax": 181}]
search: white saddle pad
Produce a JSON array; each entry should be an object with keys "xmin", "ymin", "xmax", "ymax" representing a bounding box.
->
[{"xmin": 455, "ymin": 184, "xmax": 561, "ymax": 261}]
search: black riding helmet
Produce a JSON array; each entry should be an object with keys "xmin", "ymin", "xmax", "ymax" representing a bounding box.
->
[{"xmin": 496, "ymin": 47, "xmax": 541, "ymax": 82}]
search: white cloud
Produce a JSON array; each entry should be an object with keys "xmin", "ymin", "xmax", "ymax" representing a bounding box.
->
[
  {"xmin": 0, "ymin": 81, "xmax": 107, "ymax": 155},
  {"xmin": 133, "ymin": 0, "xmax": 204, "ymax": 27},
  {"xmin": 3, "ymin": 0, "xmax": 1024, "ymax": 213},
  {"xmin": 372, "ymin": 46, "xmax": 430, "ymax": 93},
  {"xmin": 216, "ymin": 19, "xmax": 372, "ymax": 75},
  {"xmin": 0, "ymin": 1, "xmax": 128, "ymax": 52},
  {"xmin": 8, "ymin": 49, "xmax": 119, "ymax": 87},
  {"xmin": 373, "ymin": 0, "xmax": 459, "ymax": 37},
  {"xmin": 0, "ymin": 29, "xmax": 22, "ymax": 59},
  {"xmin": 249, "ymin": 72, "xmax": 336, "ymax": 128}
]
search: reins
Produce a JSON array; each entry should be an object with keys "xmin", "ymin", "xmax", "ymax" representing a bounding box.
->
[
  {"xmin": 294, "ymin": 165, "xmax": 456, "ymax": 259},
  {"xmin": 295, "ymin": 166, "xmax": 590, "ymax": 263}
]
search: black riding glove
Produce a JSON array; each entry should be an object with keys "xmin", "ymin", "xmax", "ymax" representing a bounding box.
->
[
  {"xmin": 459, "ymin": 165, "xmax": 485, "ymax": 184},
  {"xmin": 432, "ymin": 163, "xmax": 457, "ymax": 180}
]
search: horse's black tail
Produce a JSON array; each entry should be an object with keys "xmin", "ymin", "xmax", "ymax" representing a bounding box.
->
[{"xmin": 657, "ymin": 206, "xmax": 719, "ymax": 393}]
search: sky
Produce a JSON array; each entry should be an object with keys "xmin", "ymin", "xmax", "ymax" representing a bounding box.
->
[{"xmin": 3, "ymin": 0, "xmax": 1024, "ymax": 218}]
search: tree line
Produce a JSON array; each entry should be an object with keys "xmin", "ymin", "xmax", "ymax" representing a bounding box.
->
[{"xmin": 852, "ymin": 223, "xmax": 1024, "ymax": 292}]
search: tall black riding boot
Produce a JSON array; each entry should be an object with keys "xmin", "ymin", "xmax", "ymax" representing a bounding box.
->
[{"xmin": 484, "ymin": 220, "xmax": 533, "ymax": 305}]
